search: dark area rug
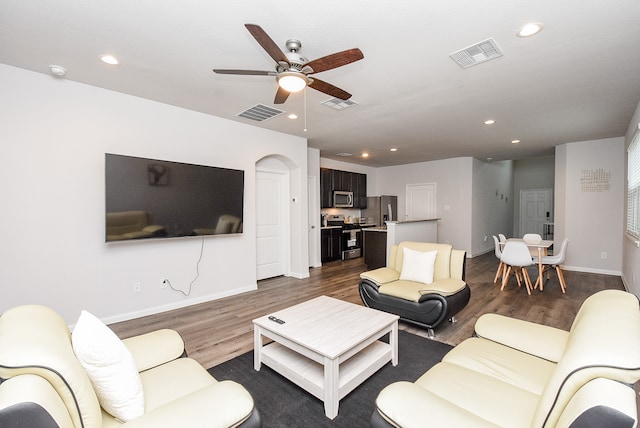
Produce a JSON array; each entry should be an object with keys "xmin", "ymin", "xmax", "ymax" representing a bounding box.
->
[{"xmin": 208, "ymin": 330, "xmax": 452, "ymax": 428}]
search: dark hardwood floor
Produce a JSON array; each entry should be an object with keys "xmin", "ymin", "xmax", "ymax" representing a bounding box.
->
[{"xmin": 109, "ymin": 251, "xmax": 625, "ymax": 369}]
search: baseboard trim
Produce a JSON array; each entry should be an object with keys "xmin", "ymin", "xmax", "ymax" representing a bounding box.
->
[
  {"xmin": 562, "ymin": 265, "xmax": 622, "ymax": 276},
  {"xmin": 97, "ymin": 284, "xmax": 258, "ymax": 327}
]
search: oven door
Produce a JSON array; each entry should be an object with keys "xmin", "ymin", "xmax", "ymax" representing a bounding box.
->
[{"xmin": 342, "ymin": 228, "xmax": 362, "ymax": 259}]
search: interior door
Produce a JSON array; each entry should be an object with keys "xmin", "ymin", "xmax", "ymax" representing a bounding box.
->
[
  {"xmin": 256, "ymin": 170, "xmax": 287, "ymax": 280},
  {"xmin": 406, "ymin": 183, "xmax": 436, "ymax": 220},
  {"xmin": 519, "ymin": 189, "xmax": 552, "ymax": 236},
  {"xmin": 308, "ymin": 175, "xmax": 320, "ymax": 267}
]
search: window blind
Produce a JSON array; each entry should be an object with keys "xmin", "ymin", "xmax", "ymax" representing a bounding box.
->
[{"xmin": 627, "ymin": 125, "xmax": 640, "ymax": 239}]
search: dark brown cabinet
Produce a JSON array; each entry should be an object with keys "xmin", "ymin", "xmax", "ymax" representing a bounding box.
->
[
  {"xmin": 321, "ymin": 228, "xmax": 341, "ymax": 262},
  {"xmin": 363, "ymin": 230, "xmax": 387, "ymax": 269},
  {"xmin": 320, "ymin": 168, "xmax": 367, "ymax": 208}
]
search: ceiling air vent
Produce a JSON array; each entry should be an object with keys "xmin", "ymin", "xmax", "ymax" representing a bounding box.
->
[
  {"xmin": 449, "ymin": 38, "xmax": 503, "ymax": 69},
  {"xmin": 322, "ymin": 98, "xmax": 358, "ymax": 110},
  {"xmin": 237, "ymin": 104, "xmax": 284, "ymax": 122}
]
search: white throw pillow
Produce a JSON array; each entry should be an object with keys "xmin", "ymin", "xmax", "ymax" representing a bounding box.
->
[
  {"xmin": 72, "ymin": 310, "xmax": 144, "ymax": 422},
  {"xmin": 399, "ymin": 247, "xmax": 438, "ymax": 284}
]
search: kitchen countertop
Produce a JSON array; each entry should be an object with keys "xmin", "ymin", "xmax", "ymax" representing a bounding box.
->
[
  {"xmin": 386, "ymin": 218, "xmax": 440, "ymax": 224},
  {"xmin": 321, "ymin": 223, "xmax": 377, "ymax": 230},
  {"xmin": 363, "ymin": 227, "xmax": 387, "ymax": 232}
]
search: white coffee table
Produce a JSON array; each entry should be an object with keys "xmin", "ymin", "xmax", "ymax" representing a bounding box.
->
[{"xmin": 253, "ymin": 296, "xmax": 399, "ymax": 419}]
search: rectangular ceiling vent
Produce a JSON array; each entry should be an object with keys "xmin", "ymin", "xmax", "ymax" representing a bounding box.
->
[
  {"xmin": 237, "ymin": 104, "xmax": 284, "ymax": 122},
  {"xmin": 322, "ymin": 98, "xmax": 358, "ymax": 110},
  {"xmin": 449, "ymin": 38, "xmax": 503, "ymax": 69}
]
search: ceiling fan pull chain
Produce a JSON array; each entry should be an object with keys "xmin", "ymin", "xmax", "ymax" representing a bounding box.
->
[{"xmin": 304, "ymin": 86, "xmax": 308, "ymax": 132}]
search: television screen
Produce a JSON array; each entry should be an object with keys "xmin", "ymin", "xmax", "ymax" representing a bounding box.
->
[{"xmin": 105, "ymin": 153, "xmax": 244, "ymax": 242}]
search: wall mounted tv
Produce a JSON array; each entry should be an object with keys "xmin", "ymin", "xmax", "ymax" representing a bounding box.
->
[{"xmin": 105, "ymin": 153, "xmax": 244, "ymax": 242}]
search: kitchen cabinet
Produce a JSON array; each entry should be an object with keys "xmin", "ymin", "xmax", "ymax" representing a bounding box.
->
[
  {"xmin": 363, "ymin": 229, "xmax": 387, "ymax": 269},
  {"xmin": 320, "ymin": 168, "xmax": 333, "ymax": 208},
  {"xmin": 321, "ymin": 228, "xmax": 341, "ymax": 262},
  {"xmin": 320, "ymin": 168, "xmax": 367, "ymax": 208}
]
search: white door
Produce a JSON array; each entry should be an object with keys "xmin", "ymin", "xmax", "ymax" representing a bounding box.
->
[
  {"xmin": 520, "ymin": 189, "xmax": 552, "ymax": 236},
  {"xmin": 406, "ymin": 183, "xmax": 437, "ymax": 220},
  {"xmin": 256, "ymin": 170, "xmax": 288, "ymax": 280},
  {"xmin": 307, "ymin": 176, "xmax": 320, "ymax": 268}
]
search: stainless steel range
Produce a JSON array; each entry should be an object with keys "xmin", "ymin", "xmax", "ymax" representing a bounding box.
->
[{"xmin": 326, "ymin": 214, "xmax": 362, "ymax": 260}]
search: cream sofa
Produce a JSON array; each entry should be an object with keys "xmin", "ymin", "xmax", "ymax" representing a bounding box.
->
[
  {"xmin": 0, "ymin": 305, "xmax": 260, "ymax": 427},
  {"xmin": 359, "ymin": 242, "xmax": 470, "ymax": 337},
  {"xmin": 106, "ymin": 211, "xmax": 166, "ymax": 241},
  {"xmin": 372, "ymin": 289, "xmax": 640, "ymax": 428}
]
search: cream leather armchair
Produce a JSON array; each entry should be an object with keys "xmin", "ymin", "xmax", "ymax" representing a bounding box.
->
[{"xmin": 359, "ymin": 242, "xmax": 470, "ymax": 337}]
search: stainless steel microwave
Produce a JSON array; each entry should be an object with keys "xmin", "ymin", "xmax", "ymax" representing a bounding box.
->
[{"xmin": 333, "ymin": 191, "xmax": 354, "ymax": 208}]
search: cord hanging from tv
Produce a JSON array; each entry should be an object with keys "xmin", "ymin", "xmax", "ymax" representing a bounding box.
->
[{"xmin": 105, "ymin": 153, "xmax": 244, "ymax": 242}]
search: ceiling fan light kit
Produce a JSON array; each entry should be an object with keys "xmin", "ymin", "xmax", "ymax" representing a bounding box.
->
[
  {"xmin": 277, "ymin": 72, "xmax": 309, "ymax": 93},
  {"xmin": 213, "ymin": 24, "xmax": 363, "ymax": 104}
]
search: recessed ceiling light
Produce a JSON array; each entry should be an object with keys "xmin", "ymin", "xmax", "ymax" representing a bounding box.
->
[
  {"xmin": 362, "ymin": 153, "xmax": 369, "ymax": 158},
  {"xmin": 288, "ymin": 114, "xmax": 298, "ymax": 119},
  {"xmin": 48, "ymin": 65, "xmax": 67, "ymax": 77},
  {"xmin": 390, "ymin": 148, "xmax": 398, "ymax": 152},
  {"xmin": 100, "ymin": 55, "xmax": 119, "ymax": 65},
  {"xmin": 517, "ymin": 23, "xmax": 544, "ymax": 38},
  {"xmin": 484, "ymin": 119, "xmax": 496, "ymax": 125},
  {"xmin": 511, "ymin": 139, "xmax": 521, "ymax": 144}
]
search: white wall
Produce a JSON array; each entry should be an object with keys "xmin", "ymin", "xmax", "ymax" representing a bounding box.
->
[
  {"xmin": 623, "ymin": 101, "xmax": 640, "ymax": 296},
  {"xmin": 554, "ymin": 137, "xmax": 624, "ymax": 274},
  {"xmin": 471, "ymin": 159, "xmax": 514, "ymax": 256},
  {"xmin": 0, "ymin": 64, "xmax": 309, "ymax": 324},
  {"xmin": 375, "ymin": 157, "xmax": 473, "ymax": 254}
]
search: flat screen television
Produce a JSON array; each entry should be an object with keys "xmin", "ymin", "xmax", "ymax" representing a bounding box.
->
[{"xmin": 105, "ymin": 153, "xmax": 244, "ymax": 242}]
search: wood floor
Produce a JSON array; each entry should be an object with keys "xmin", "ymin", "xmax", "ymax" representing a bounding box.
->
[{"xmin": 109, "ymin": 251, "xmax": 625, "ymax": 369}]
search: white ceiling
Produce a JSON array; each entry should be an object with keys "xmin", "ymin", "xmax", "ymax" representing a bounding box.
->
[{"xmin": 2, "ymin": 0, "xmax": 640, "ymax": 167}]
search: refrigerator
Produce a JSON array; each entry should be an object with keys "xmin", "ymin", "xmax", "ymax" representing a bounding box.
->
[{"xmin": 362, "ymin": 195, "xmax": 398, "ymax": 226}]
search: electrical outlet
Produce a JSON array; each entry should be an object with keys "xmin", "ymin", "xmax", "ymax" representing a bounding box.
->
[
  {"xmin": 601, "ymin": 252, "xmax": 607, "ymax": 260},
  {"xmin": 483, "ymin": 236, "xmax": 488, "ymax": 242},
  {"xmin": 132, "ymin": 282, "xmax": 141, "ymax": 293},
  {"xmin": 161, "ymin": 279, "xmax": 168, "ymax": 289}
]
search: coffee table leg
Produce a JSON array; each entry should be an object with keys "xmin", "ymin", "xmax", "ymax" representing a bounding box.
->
[
  {"xmin": 323, "ymin": 357, "xmax": 339, "ymax": 419},
  {"xmin": 391, "ymin": 321, "xmax": 399, "ymax": 366},
  {"xmin": 253, "ymin": 325, "xmax": 262, "ymax": 371}
]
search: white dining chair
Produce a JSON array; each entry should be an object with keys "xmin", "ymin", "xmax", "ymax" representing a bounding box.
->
[
  {"xmin": 523, "ymin": 233, "xmax": 543, "ymax": 257},
  {"xmin": 533, "ymin": 238, "xmax": 570, "ymax": 293},
  {"xmin": 498, "ymin": 233, "xmax": 507, "ymax": 243},
  {"xmin": 492, "ymin": 235, "xmax": 505, "ymax": 284},
  {"xmin": 500, "ymin": 241, "xmax": 535, "ymax": 295},
  {"xmin": 522, "ymin": 233, "xmax": 542, "ymax": 244}
]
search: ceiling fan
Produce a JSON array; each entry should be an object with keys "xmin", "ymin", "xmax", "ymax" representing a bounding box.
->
[{"xmin": 213, "ymin": 24, "xmax": 364, "ymax": 104}]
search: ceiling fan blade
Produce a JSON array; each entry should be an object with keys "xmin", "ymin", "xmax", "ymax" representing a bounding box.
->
[
  {"xmin": 308, "ymin": 78, "xmax": 352, "ymax": 100},
  {"xmin": 274, "ymin": 86, "xmax": 290, "ymax": 104},
  {"xmin": 245, "ymin": 24, "xmax": 289, "ymax": 66},
  {"xmin": 305, "ymin": 48, "xmax": 364, "ymax": 74},
  {"xmin": 212, "ymin": 69, "xmax": 276, "ymax": 76}
]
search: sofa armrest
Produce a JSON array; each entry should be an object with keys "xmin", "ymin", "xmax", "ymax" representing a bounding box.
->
[
  {"xmin": 474, "ymin": 313, "xmax": 569, "ymax": 362},
  {"xmin": 122, "ymin": 329, "xmax": 186, "ymax": 372},
  {"xmin": 119, "ymin": 380, "xmax": 257, "ymax": 428},
  {"xmin": 0, "ymin": 374, "xmax": 73, "ymax": 428},
  {"xmin": 360, "ymin": 268, "xmax": 400, "ymax": 286},
  {"xmin": 555, "ymin": 378, "xmax": 637, "ymax": 428}
]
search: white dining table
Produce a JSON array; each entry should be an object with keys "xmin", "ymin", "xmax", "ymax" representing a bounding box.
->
[{"xmin": 502, "ymin": 238, "xmax": 554, "ymax": 291}]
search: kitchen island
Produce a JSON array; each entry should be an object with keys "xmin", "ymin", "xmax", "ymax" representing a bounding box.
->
[{"xmin": 363, "ymin": 219, "xmax": 439, "ymax": 269}]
